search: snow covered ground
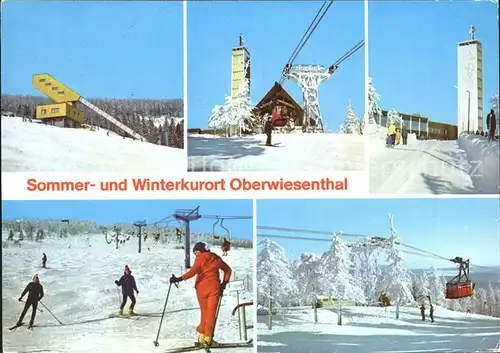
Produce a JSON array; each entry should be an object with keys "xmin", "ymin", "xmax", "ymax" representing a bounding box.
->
[
  {"xmin": 1, "ymin": 116, "xmax": 185, "ymax": 172},
  {"xmin": 369, "ymin": 126, "xmax": 499, "ymax": 194},
  {"xmin": 187, "ymin": 134, "xmax": 365, "ymax": 172},
  {"xmin": 257, "ymin": 305, "xmax": 500, "ymax": 353},
  {"xmin": 2, "ymin": 234, "xmax": 253, "ymax": 353}
]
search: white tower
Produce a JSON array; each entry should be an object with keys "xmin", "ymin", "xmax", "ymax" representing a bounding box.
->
[
  {"xmin": 457, "ymin": 25, "xmax": 484, "ymax": 135},
  {"xmin": 287, "ymin": 65, "xmax": 333, "ymax": 133},
  {"xmin": 231, "ymin": 35, "xmax": 251, "ymax": 104}
]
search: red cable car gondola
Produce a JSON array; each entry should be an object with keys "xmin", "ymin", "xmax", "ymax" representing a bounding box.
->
[{"xmin": 445, "ymin": 257, "xmax": 475, "ymax": 299}]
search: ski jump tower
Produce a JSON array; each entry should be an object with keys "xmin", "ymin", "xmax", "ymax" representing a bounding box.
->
[
  {"xmin": 286, "ymin": 65, "xmax": 332, "ymax": 133},
  {"xmin": 33, "ymin": 73, "xmax": 145, "ymax": 141}
]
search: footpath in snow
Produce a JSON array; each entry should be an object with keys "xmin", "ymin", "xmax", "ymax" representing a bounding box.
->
[
  {"xmin": 369, "ymin": 132, "xmax": 499, "ymax": 194},
  {"xmin": 1, "ymin": 117, "xmax": 185, "ymax": 172},
  {"xmin": 187, "ymin": 133, "xmax": 365, "ymax": 172},
  {"xmin": 257, "ymin": 306, "xmax": 500, "ymax": 353},
  {"xmin": 2, "ymin": 235, "xmax": 253, "ymax": 353}
]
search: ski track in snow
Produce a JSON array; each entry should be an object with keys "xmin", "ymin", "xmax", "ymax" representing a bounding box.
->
[
  {"xmin": 257, "ymin": 306, "xmax": 500, "ymax": 353},
  {"xmin": 187, "ymin": 134, "xmax": 365, "ymax": 172},
  {"xmin": 370, "ymin": 139, "xmax": 477, "ymax": 194},
  {"xmin": 2, "ymin": 235, "xmax": 253, "ymax": 353},
  {"xmin": 1, "ymin": 117, "xmax": 186, "ymax": 172}
]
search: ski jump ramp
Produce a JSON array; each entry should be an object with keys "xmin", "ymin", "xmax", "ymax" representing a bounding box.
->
[{"xmin": 33, "ymin": 73, "xmax": 146, "ymax": 141}]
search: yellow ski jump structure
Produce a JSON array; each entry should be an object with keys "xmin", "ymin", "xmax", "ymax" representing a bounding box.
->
[{"xmin": 33, "ymin": 73, "xmax": 145, "ymax": 141}]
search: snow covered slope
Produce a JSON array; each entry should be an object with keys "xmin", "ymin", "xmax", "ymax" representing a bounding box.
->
[
  {"xmin": 2, "ymin": 235, "xmax": 253, "ymax": 353},
  {"xmin": 1, "ymin": 117, "xmax": 185, "ymax": 172},
  {"xmin": 370, "ymin": 138, "xmax": 499, "ymax": 194},
  {"xmin": 257, "ymin": 305, "xmax": 500, "ymax": 353},
  {"xmin": 188, "ymin": 134, "xmax": 365, "ymax": 172}
]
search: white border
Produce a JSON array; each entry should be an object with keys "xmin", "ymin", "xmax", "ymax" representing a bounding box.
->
[
  {"xmin": 183, "ymin": 0, "xmax": 188, "ymax": 164},
  {"xmin": 364, "ymin": 0, "xmax": 370, "ymax": 193},
  {"xmin": 252, "ymin": 198, "xmax": 258, "ymax": 352}
]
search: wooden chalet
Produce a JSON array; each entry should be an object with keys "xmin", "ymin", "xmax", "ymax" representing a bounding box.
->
[{"xmin": 253, "ymin": 82, "xmax": 304, "ymax": 128}]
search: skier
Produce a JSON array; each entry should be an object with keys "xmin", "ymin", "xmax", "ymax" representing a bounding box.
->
[
  {"xmin": 42, "ymin": 253, "xmax": 47, "ymax": 268},
  {"xmin": 114, "ymin": 265, "xmax": 139, "ymax": 316},
  {"xmin": 169, "ymin": 242, "xmax": 232, "ymax": 348},
  {"xmin": 176, "ymin": 228, "xmax": 183, "ymax": 244},
  {"xmin": 221, "ymin": 238, "xmax": 231, "ymax": 256},
  {"xmin": 144, "ymin": 233, "xmax": 148, "ymax": 242},
  {"xmin": 429, "ymin": 304, "xmax": 434, "ymax": 323},
  {"xmin": 16, "ymin": 274, "xmax": 44, "ymax": 329},
  {"xmin": 264, "ymin": 116, "xmax": 274, "ymax": 146},
  {"xmin": 486, "ymin": 108, "xmax": 496, "ymax": 141},
  {"xmin": 420, "ymin": 304, "xmax": 426, "ymax": 321},
  {"xmin": 8, "ymin": 229, "xmax": 14, "ymax": 241}
]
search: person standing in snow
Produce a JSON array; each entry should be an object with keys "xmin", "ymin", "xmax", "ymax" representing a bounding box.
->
[
  {"xmin": 420, "ymin": 304, "xmax": 426, "ymax": 321},
  {"xmin": 42, "ymin": 253, "xmax": 47, "ymax": 268},
  {"xmin": 169, "ymin": 242, "xmax": 232, "ymax": 348},
  {"xmin": 387, "ymin": 123, "xmax": 397, "ymax": 146},
  {"xmin": 401, "ymin": 125, "xmax": 408, "ymax": 145},
  {"xmin": 16, "ymin": 274, "xmax": 44, "ymax": 328},
  {"xmin": 115, "ymin": 265, "xmax": 139, "ymax": 316},
  {"xmin": 486, "ymin": 109, "xmax": 496, "ymax": 141},
  {"xmin": 429, "ymin": 304, "xmax": 434, "ymax": 323},
  {"xmin": 264, "ymin": 116, "xmax": 274, "ymax": 146}
]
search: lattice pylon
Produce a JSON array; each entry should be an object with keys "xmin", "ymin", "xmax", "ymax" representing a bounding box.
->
[{"xmin": 287, "ymin": 65, "xmax": 331, "ymax": 133}]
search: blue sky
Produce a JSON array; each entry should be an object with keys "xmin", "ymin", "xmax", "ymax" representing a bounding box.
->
[
  {"xmin": 369, "ymin": 1, "xmax": 499, "ymax": 127},
  {"xmin": 257, "ymin": 198, "xmax": 500, "ymax": 269},
  {"xmin": 1, "ymin": 1, "xmax": 183, "ymax": 100},
  {"xmin": 2, "ymin": 200, "xmax": 253, "ymax": 240},
  {"xmin": 187, "ymin": 1, "xmax": 364, "ymax": 131}
]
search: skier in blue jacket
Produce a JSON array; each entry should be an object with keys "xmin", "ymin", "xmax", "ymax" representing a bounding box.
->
[{"xmin": 115, "ymin": 265, "xmax": 139, "ymax": 316}]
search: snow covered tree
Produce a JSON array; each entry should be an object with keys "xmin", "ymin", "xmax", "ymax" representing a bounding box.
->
[
  {"xmin": 418, "ymin": 272, "xmax": 430, "ymax": 299},
  {"xmin": 231, "ymin": 78, "xmax": 256, "ymax": 134},
  {"xmin": 321, "ymin": 232, "xmax": 365, "ymax": 305},
  {"xmin": 257, "ymin": 239, "xmax": 296, "ymax": 307},
  {"xmin": 367, "ymin": 77, "xmax": 382, "ymax": 125},
  {"xmin": 386, "ymin": 108, "xmax": 403, "ymax": 128},
  {"xmin": 340, "ymin": 101, "xmax": 361, "ymax": 134},
  {"xmin": 486, "ymin": 282, "xmax": 497, "ymax": 316},
  {"xmin": 474, "ymin": 288, "xmax": 488, "ymax": 314},
  {"xmin": 350, "ymin": 238, "xmax": 381, "ymax": 305},
  {"xmin": 427, "ymin": 267, "xmax": 446, "ymax": 305},
  {"xmin": 379, "ymin": 214, "xmax": 413, "ymax": 319},
  {"xmin": 207, "ymin": 104, "xmax": 227, "ymax": 131},
  {"xmin": 294, "ymin": 252, "xmax": 323, "ymax": 306}
]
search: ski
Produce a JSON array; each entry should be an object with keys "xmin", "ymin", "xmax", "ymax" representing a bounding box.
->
[
  {"xmin": 9, "ymin": 322, "xmax": 24, "ymax": 330},
  {"xmin": 164, "ymin": 340, "xmax": 253, "ymax": 353},
  {"xmin": 109, "ymin": 314, "xmax": 139, "ymax": 320},
  {"xmin": 261, "ymin": 144, "xmax": 281, "ymax": 147}
]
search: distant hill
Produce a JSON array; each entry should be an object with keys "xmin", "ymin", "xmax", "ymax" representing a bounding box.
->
[
  {"xmin": 1, "ymin": 218, "xmax": 252, "ymax": 249},
  {"xmin": 1, "ymin": 94, "xmax": 184, "ymax": 149}
]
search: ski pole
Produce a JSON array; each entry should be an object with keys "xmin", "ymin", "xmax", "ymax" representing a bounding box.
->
[
  {"xmin": 116, "ymin": 287, "xmax": 122, "ymax": 305},
  {"xmin": 39, "ymin": 301, "xmax": 63, "ymax": 325},
  {"xmin": 153, "ymin": 275, "xmax": 178, "ymax": 347},
  {"xmin": 20, "ymin": 300, "xmax": 43, "ymax": 313}
]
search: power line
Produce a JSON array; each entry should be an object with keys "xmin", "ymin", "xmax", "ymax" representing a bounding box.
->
[
  {"xmin": 257, "ymin": 225, "xmax": 363, "ymax": 238},
  {"xmin": 257, "ymin": 224, "xmax": 498, "ymax": 270}
]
